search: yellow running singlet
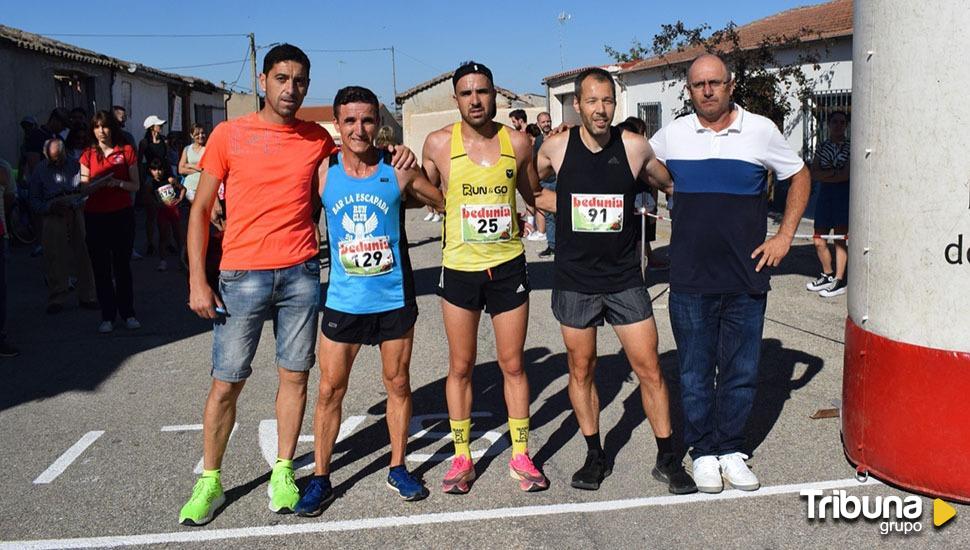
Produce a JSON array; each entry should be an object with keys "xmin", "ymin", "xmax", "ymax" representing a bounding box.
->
[{"xmin": 442, "ymin": 123, "xmax": 523, "ymax": 271}]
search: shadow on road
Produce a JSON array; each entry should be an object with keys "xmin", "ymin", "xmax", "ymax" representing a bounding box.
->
[{"xmin": 745, "ymin": 337, "xmax": 825, "ymax": 456}]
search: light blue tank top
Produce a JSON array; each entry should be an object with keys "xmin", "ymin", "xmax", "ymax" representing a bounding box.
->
[{"xmin": 322, "ymin": 153, "xmax": 413, "ymax": 314}]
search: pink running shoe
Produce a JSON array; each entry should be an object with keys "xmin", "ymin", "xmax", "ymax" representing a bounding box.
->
[
  {"xmin": 509, "ymin": 453, "xmax": 549, "ymax": 492},
  {"xmin": 442, "ymin": 455, "xmax": 476, "ymax": 494}
]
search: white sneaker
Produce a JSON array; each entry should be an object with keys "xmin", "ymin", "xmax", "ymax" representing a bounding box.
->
[
  {"xmin": 431, "ymin": 213, "xmax": 442, "ymax": 222},
  {"xmin": 718, "ymin": 452, "xmax": 760, "ymax": 491},
  {"xmin": 806, "ymin": 272, "xmax": 835, "ymax": 292},
  {"xmin": 423, "ymin": 212, "xmax": 435, "ymax": 221},
  {"xmin": 98, "ymin": 321, "xmax": 114, "ymax": 334},
  {"xmin": 124, "ymin": 317, "xmax": 141, "ymax": 330},
  {"xmin": 692, "ymin": 455, "xmax": 723, "ymax": 493},
  {"xmin": 818, "ymin": 279, "xmax": 847, "ymax": 298},
  {"xmin": 527, "ymin": 231, "xmax": 547, "ymax": 242},
  {"xmin": 131, "ymin": 250, "xmax": 143, "ymax": 261}
]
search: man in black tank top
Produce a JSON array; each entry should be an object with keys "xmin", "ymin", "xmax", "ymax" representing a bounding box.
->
[{"xmin": 535, "ymin": 68, "xmax": 695, "ymax": 494}]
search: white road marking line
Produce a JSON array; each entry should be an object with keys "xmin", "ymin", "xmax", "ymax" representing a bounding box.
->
[
  {"xmin": 32, "ymin": 431, "xmax": 105, "ymax": 485},
  {"xmin": 160, "ymin": 424, "xmax": 203, "ymax": 432},
  {"xmin": 406, "ymin": 412, "xmax": 505, "ymax": 464},
  {"xmin": 193, "ymin": 423, "xmax": 238, "ymax": 474},
  {"xmin": 4, "ymin": 477, "xmax": 882, "ymax": 549},
  {"xmin": 260, "ymin": 416, "xmax": 367, "ymax": 471}
]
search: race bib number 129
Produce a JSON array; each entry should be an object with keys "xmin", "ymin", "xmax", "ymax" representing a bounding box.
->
[
  {"xmin": 339, "ymin": 236, "xmax": 394, "ymax": 276},
  {"xmin": 571, "ymin": 193, "xmax": 624, "ymax": 232},
  {"xmin": 460, "ymin": 204, "xmax": 514, "ymax": 243}
]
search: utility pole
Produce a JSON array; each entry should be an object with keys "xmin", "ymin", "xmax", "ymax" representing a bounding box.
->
[
  {"xmin": 249, "ymin": 33, "xmax": 260, "ymax": 112},
  {"xmin": 557, "ymin": 12, "xmax": 571, "ymax": 71},
  {"xmin": 391, "ymin": 46, "xmax": 399, "ymax": 116}
]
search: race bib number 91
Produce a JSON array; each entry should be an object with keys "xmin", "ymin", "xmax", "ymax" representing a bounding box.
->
[
  {"xmin": 571, "ymin": 193, "xmax": 624, "ymax": 232},
  {"xmin": 339, "ymin": 236, "xmax": 394, "ymax": 276},
  {"xmin": 460, "ymin": 204, "xmax": 513, "ymax": 243}
]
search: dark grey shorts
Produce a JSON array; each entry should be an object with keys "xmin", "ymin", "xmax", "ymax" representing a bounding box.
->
[{"xmin": 552, "ymin": 286, "xmax": 654, "ymax": 329}]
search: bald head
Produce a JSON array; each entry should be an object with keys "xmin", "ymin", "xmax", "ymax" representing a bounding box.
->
[
  {"xmin": 686, "ymin": 53, "xmax": 735, "ymax": 125},
  {"xmin": 45, "ymin": 138, "xmax": 65, "ymax": 164},
  {"xmin": 687, "ymin": 54, "xmax": 731, "ymax": 85}
]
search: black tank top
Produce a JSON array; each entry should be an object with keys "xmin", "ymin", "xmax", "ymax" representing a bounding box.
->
[{"xmin": 554, "ymin": 126, "xmax": 647, "ymax": 293}]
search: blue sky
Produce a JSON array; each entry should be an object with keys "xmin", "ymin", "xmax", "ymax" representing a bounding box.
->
[{"xmin": 4, "ymin": 0, "xmax": 825, "ymax": 107}]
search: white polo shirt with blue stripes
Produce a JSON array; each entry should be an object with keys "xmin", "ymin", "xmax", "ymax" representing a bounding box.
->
[{"xmin": 650, "ymin": 105, "xmax": 804, "ymax": 294}]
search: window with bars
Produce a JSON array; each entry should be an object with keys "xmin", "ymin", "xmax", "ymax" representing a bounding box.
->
[
  {"xmin": 637, "ymin": 102, "xmax": 662, "ymax": 137},
  {"xmin": 194, "ymin": 105, "xmax": 215, "ymax": 130},
  {"xmin": 802, "ymin": 89, "xmax": 851, "ymax": 162},
  {"xmin": 53, "ymin": 72, "xmax": 95, "ymax": 112}
]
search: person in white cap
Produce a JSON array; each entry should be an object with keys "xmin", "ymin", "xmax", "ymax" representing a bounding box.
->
[{"xmin": 138, "ymin": 115, "xmax": 168, "ymax": 257}]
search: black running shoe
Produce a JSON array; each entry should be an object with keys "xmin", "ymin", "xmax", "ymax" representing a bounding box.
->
[
  {"xmin": 538, "ymin": 247, "xmax": 554, "ymax": 258},
  {"xmin": 652, "ymin": 453, "xmax": 698, "ymax": 495},
  {"xmin": 571, "ymin": 450, "xmax": 611, "ymax": 490}
]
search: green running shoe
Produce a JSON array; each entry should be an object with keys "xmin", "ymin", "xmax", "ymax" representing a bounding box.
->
[
  {"xmin": 179, "ymin": 475, "xmax": 225, "ymax": 526},
  {"xmin": 268, "ymin": 462, "xmax": 299, "ymax": 513}
]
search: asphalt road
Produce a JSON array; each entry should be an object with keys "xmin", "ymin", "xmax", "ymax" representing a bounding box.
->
[{"xmin": 0, "ymin": 209, "xmax": 965, "ymax": 549}]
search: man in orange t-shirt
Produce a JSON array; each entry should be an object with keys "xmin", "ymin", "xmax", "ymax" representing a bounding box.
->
[{"xmin": 180, "ymin": 44, "xmax": 415, "ymax": 526}]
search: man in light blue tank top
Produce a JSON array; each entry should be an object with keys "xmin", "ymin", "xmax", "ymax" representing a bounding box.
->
[{"xmin": 295, "ymin": 86, "xmax": 444, "ymax": 516}]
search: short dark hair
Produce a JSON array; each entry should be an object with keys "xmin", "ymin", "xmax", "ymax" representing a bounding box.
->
[
  {"xmin": 509, "ymin": 109, "xmax": 527, "ymax": 122},
  {"xmin": 333, "ymin": 86, "xmax": 380, "ymax": 118},
  {"xmin": 827, "ymin": 110, "xmax": 849, "ymax": 122},
  {"xmin": 70, "ymin": 107, "xmax": 87, "ymax": 117},
  {"xmin": 574, "ymin": 67, "xmax": 615, "ymax": 99},
  {"xmin": 525, "ymin": 123, "xmax": 541, "ymax": 138},
  {"xmin": 111, "ymin": 105, "xmax": 126, "ymax": 113},
  {"xmin": 617, "ymin": 116, "xmax": 647, "ymax": 136},
  {"xmin": 452, "ymin": 61, "xmax": 494, "ymax": 89},
  {"xmin": 262, "ymin": 43, "xmax": 311, "ymax": 76},
  {"xmin": 148, "ymin": 158, "xmax": 166, "ymax": 171},
  {"xmin": 48, "ymin": 108, "xmax": 68, "ymax": 126}
]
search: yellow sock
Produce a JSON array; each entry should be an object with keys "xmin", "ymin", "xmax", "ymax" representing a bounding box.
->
[
  {"xmin": 450, "ymin": 418, "xmax": 472, "ymax": 458},
  {"xmin": 508, "ymin": 417, "xmax": 530, "ymax": 456}
]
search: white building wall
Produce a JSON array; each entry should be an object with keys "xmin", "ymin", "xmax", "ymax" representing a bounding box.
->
[
  {"xmin": 189, "ymin": 90, "xmax": 227, "ymax": 127},
  {"xmin": 112, "ymin": 73, "xmax": 168, "ymax": 141},
  {"xmin": 616, "ymin": 36, "xmax": 853, "ymax": 156}
]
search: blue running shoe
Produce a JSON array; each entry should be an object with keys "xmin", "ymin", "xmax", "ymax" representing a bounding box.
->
[
  {"xmin": 386, "ymin": 467, "xmax": 429, "ymax": 501},
  {"xmin": 295, "ymin": 477, "xmax": 335, "ymax": 517}
]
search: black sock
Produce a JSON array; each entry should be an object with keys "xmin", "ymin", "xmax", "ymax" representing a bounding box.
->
[
  {"xmin": 656, "ymin": 436, "xmax": 673, "ymax": 461},
  {"xmin": 584, "ymin": 433, "xmax": 602, "ymax": 453}
]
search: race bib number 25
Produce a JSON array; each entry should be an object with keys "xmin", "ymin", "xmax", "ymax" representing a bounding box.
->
[
  {"xmin": 339, "ymin": 236, "xmax": 394, "ymax": 276},
  {"xmin": 460, "ymin": 204, "xmax": 513, "ymax": 243},
  {"xmin": 571, "ymin": 193, "xmax": 624, "ymax": 232}
]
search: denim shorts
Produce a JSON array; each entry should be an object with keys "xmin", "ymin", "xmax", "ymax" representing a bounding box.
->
[{"xmin": 211, "ymin": 259, "xmax": 321, "ymax": 382}]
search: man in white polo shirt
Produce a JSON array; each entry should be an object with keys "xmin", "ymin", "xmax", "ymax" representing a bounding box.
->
[{"xmin": 650, "ymin": 54, "xmax": 810, "ymax": 493}]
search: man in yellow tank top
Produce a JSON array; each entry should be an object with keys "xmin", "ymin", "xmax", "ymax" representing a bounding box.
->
[{"xmin": 422, "ymin": 62, "xmax": 547, "ymax": 494}]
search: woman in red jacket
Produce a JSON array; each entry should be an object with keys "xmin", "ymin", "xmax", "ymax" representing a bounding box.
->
[{"xmin": 79, "ymin": 111, "xmax": 142, "ymax": 333}]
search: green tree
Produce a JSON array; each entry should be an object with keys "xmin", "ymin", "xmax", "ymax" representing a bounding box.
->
[{"xmin": 606, "ymin": 22, "xmax": 826, "ymax": 130}]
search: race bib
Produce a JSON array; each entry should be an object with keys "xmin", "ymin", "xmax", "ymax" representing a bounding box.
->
[
  {"xmin": 460, "ymin": 204, "xmax": 514, "ymax": 243},
  {"xmin": 157, "ymin": 184, "xmax": 178, "ymax": 206},
  {"xmin": 571, "ymin": 193, "xmax": 624, "ymax": 232},
  {"xmin": 338, "ymin": 236, "xmax": 394, "ymax": 276}
]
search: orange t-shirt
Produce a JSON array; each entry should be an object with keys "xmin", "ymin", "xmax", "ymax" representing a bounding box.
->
[{"xmin": 200, "ymin": 113, "xmax": 336, "ymax": 270}]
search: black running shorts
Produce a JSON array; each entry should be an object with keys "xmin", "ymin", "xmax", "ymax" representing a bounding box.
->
[
  {"xmin": 437, "ymin": 254, "xmax": 530, "ymax": 315},
  {"xmin": 321, "ymin": 304, "xmax": 418, "ymax": 345}
]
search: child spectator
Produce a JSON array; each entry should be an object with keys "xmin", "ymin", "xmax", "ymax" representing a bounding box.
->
[{"xmin": 147, "ymin": 158, "xmax": 185, "ymax": 272}]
